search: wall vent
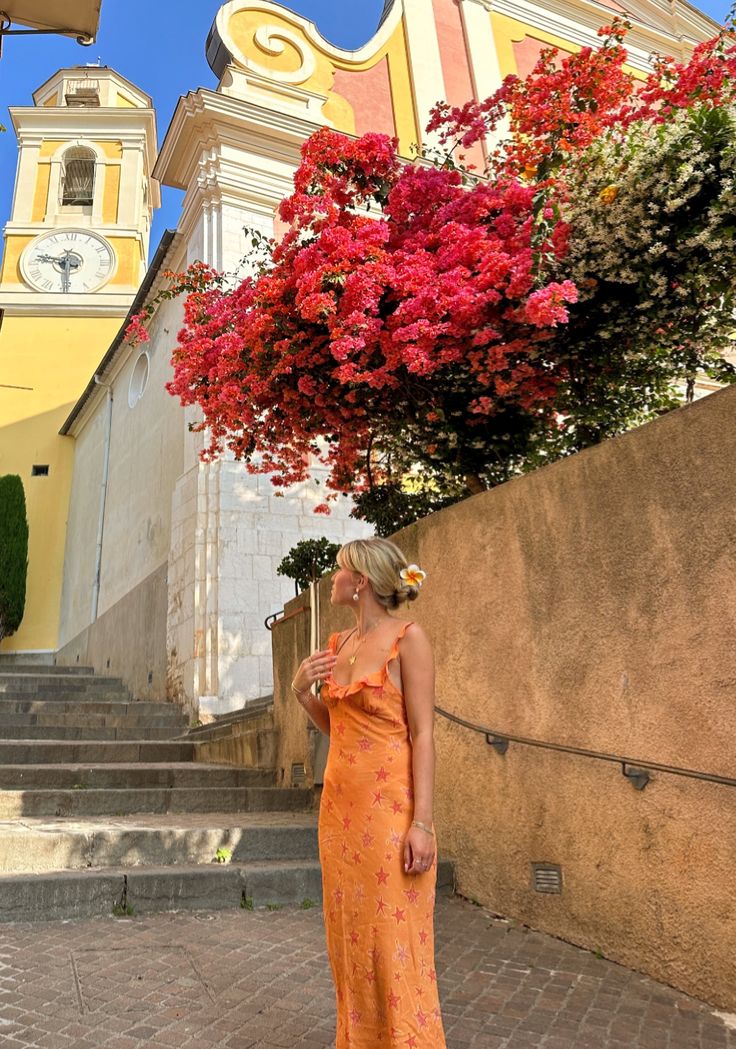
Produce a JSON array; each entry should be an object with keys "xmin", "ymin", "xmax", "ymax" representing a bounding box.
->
[
  {"xmin": 532, "ymin": 863, "xmax": 563, "ymax": 894},
  {"xmin": 291, "ymin": 762, "xmax": 306, "ymax": 786},
  {"xmin": 31, "ymin": 464, "xmax": 49, "ymax": 476}
]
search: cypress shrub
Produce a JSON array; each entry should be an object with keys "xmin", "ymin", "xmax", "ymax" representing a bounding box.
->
[{"xmin": 0, "ymin": 475, "xmax": 29, "ymax": 642}]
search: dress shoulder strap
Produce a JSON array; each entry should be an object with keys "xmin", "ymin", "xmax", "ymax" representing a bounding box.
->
[
  {"xmin": 385, "ymin": 620, "xmax": 414, "ymax": 666},
  {"xmin": 330, "ymin": 628, "xmax": 356, "ymax": 655}
]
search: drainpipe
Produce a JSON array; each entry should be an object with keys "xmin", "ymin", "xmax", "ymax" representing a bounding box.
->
[{"xmin": 91, "ymin": 376, "xmax": 113, "ymax": 623}]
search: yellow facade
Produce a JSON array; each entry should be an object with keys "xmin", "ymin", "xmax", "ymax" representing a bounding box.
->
[
  {"xmin": 0, "ymin": 316, "xmax": 123, "ymax": 650},
  {"xmin": 102, "ymin": 167, "xmax": 121, "ymax": 225},
  {"xmin": 31, "ymin": 165, "xmax": 51, "ymax": 222},
  {"xmin": 490, "ymin": 11, "xmax": 645, "ymax": 80},
  {"xmin": 224, "ymin": 6, "xmax": 419, "ymax": 154}
]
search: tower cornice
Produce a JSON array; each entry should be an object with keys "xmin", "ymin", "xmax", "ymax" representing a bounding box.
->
[
  {"xmin": 154, "ymin": 85, "xmax": 325, "ymax": 193},
  {"xmin": 9, "ymin": 107, "xmax": 159, "ymax": 173}
]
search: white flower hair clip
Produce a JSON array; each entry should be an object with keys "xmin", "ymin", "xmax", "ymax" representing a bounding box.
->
[{"xmin": 400, "ymin": 564, "xmax": 427, "ymax": 588}]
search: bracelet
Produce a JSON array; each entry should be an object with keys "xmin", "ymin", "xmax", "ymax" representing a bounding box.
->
[
  {"xmin": 411, "ymin": 820, "xmax": 435, "ymax": 836},
  {"xmin": 291, "ymin": 680, "xmax": 311, "ymax": 698}
]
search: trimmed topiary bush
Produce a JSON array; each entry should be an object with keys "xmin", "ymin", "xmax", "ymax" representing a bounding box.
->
[
  {"xmin": 277, "ymin": 537, "xmax": 341, "ymax": 595},
  {"xmin": 0, "ymin": 475, "xmax": 29, "ymax": 642}
]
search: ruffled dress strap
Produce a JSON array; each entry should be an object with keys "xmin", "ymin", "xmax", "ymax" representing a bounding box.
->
[
  {"xmin": 325, "ymin": 621, "xmax": 414, "ymax": 699},
  {"xmin": 328, "ymin": 629, "xmax": 356, "ymax": 655},
  {"xmin": 384, "ymin": 619, "xmax": 414, "ymax": 673}
]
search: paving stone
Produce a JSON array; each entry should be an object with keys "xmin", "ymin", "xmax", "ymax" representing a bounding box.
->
[{"xmin": 0, "ymin": 895, "xmax": 734, "ymax": 1048}]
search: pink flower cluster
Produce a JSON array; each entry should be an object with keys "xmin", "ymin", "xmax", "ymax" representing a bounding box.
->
[{"xmin": 165, "ymin": 126, "xmax": 573, "ymax": 500}]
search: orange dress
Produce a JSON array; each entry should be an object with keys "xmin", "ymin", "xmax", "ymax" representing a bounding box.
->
[{"xmin": 318, "ymin": 620, "xmax": 446, "ymax": 1049}]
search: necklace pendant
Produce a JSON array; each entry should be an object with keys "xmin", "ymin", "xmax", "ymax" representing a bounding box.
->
[{"xmin": 348, "ymin": 655, "xmax": 356, "ymax": 665}]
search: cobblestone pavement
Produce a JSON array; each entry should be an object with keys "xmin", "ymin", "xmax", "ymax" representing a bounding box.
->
[{"xmin": 1, "ymin": 894, "xmax": 734, "ymax": 1049}]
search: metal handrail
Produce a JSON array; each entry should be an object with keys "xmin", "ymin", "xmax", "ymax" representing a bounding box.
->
[
  {"xmin": 434, "ymin": 704, "xmax": 736, "ymax": 792},
  {"xmin": 265, "ymin": 605, "xmax": 310, "ymax": 631}
]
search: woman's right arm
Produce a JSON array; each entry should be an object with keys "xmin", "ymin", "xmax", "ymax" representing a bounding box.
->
[{"xmin": 291, "ymin": 642, "xmax": 337, "ymax": 736}]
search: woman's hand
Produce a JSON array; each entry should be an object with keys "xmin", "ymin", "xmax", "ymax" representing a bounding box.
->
[
  {"xmin": 403, "ymin": 824, "xmax": 435, "ymax": 876},
  {"xmin": 292, "ymin": 648, "xmax": 337, "ymax": 694}
]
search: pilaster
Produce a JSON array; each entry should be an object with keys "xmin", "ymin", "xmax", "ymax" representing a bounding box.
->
[
  {"xmin": 401, "ymin": 0, "xmax": 448, "ymax": 149},
  {"xmin": 459, "ymin": 0, "xmax": 507, "ymax": 158}
]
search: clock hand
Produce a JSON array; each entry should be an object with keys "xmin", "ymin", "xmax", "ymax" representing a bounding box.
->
[{"xmin": 34, "ymin": 250, "xmax": 81, "ymax": 293}]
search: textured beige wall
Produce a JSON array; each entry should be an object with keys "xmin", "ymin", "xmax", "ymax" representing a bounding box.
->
[
  {"xmin": 272, "ymin": 384, "xmax": 736, "ymax": 1010},
  {"xmin": 56, "ymin": 563, "xmax": 169, "ymax": 703},
  {"xmin": 272, "ymin": 603, "xmax": 324, "ymax": 787}
]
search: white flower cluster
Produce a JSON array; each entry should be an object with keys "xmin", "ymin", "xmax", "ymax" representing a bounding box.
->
[{"xmin": 557, "ymin": 104, "xmax": 736, "ymax": 366}]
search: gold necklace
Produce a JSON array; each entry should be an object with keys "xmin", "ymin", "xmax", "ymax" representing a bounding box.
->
[{"xmin": 348, "ymin": 619, "xmax": 383, "ymax": 665}]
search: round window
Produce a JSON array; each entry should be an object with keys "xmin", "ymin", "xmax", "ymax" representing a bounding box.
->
[{"xmin": 128, "ymin": 352, "xmax": 150, "ymax": 408}]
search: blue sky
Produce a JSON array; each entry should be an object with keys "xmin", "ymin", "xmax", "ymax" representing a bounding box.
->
[{"xmin": 1, "ymin": 0, "xmax": 731, "ymax": 258}]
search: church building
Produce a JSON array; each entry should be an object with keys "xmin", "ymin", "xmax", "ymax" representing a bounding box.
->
[{"xmin": 0, "ymin": 0, "xmax": 721, "ymax": 716}]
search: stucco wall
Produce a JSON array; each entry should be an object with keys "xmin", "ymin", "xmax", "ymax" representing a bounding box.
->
[
  {"xmin": 96, "ymin": 298, "xmax": 186, "ymax": 618},
  {"xmin": 271, "ymin": 384, "xmax": 736, "ymax": 1010},
  {"xmin": 58, "ymin": 293, "xmax": 187, "ymax": 647},
  {"xmin": 57, "ymin": 396, "xmax": 107, "ymax": 645},
  {"xmin": 56, "ymin": 562, "xmax": 169, "ymax": 702}
]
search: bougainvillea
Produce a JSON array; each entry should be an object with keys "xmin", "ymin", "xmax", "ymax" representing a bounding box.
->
[
  {"xmin": 158, "ymin": 129, "xmax": 576, "ymax": 503},
  {"xmin": 128, "ymin": 15, "xmax": 736, "ymax": 521}
]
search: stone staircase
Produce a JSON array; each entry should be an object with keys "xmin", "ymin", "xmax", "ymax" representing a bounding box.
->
[{"xmin": 0, "ymin": 664, "xmax": 454, "ymax": 921}]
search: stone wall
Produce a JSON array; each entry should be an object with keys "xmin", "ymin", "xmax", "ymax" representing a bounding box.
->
[{"xmin": 271, "ymin": 384, "xmax": 736, "ymax": 1010}]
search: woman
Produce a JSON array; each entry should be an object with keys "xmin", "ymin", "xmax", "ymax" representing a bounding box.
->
[{"xmin": 291, "ymin": 537, "xmax": 447, "ymax": 1048}]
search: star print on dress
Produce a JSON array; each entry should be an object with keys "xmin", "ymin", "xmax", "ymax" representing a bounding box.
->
[{"xmin": 318, "ymin": 621, "xmax": 446, "ymax": 1048}]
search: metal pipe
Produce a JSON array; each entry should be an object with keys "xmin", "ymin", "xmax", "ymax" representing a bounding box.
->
[
  {"xmin": 265, "ymin": 605, "xmax": 310, "ymax": 631},
  {"xmin": 90, "ymin": 376, "xmax": 113, "ymax": 623}
]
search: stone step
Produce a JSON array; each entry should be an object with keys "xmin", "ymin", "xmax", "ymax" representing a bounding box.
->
[
  {"xmin": 0, "ymin": 726, "xmax": 185, "ymax": 741},
  {"xmin": 0, "ymin": 857, "xmax": 455, "ymax": 921},
  {"xmin": 0, "ymin": 712, "xmax": 187, "ymax": 730},
  {"xmin": 0, "ymin": 812, "xmax": 319, "ymax": 871},
  {"xmin": 0, "ymin": 741, "xmax": 195, "ymax": 763},
  {"xmin": 0, "ymin": 700, "xmax": 183, "ymax": 717},
  {"xmin": 0, "ymin": 763, "xmax": 276, "ymax": 790},
  {"xmin": 0, "ymin": 784, "xmax": 314, "ymax": 818},
  {"xmin": 0, "ymin": 662, "xmax": 93, "ymax": 674},
  {"xmin": 0, "ymin": 674, "xmax": 127, "ymax": 692},
  {"xmin": 0, "ymin": 691, "xmax": 133, "ymax": 705}
]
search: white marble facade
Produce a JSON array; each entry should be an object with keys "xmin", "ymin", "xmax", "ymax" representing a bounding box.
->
[
  {"xmin": 154, "ymin": 75, "xmax": 372, "ymax": 715},
  {"xmin": 166, "ymin": 452, "xmax": 370, "ymax": 716}
]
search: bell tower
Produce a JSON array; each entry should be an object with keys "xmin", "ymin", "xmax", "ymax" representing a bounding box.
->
[
  {"xmin": 0, "ymin": 66, "xmax": 159, "ymax": 313},
  {"xmin": 0, "ymin": 67, "xmax": 159, "ymax": 657}
]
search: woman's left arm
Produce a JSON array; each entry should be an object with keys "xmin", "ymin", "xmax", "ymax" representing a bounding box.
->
[{"xmin": 401, "ymin": 623, "xmax": 437, "ymax": 874}]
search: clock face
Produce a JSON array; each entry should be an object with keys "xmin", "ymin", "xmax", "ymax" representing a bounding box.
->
[{"xmin": 21, "ymin": 230, "xmax": 115, "ymax": 294}]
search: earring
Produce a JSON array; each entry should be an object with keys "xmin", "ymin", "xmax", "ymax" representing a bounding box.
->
[{"xmin": 353, "ymin": 592, "xmax": 359, "ymax": 602}]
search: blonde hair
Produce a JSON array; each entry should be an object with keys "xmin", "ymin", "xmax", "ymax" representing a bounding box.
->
[{"xmin": 337, "ymin": 537, "xmax": 421, "ymax": 610}]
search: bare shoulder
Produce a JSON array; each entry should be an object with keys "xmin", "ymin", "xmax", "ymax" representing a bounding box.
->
[{"xmin": 397, "ymin": 621, "xmax": 432, "ymax": 654}]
